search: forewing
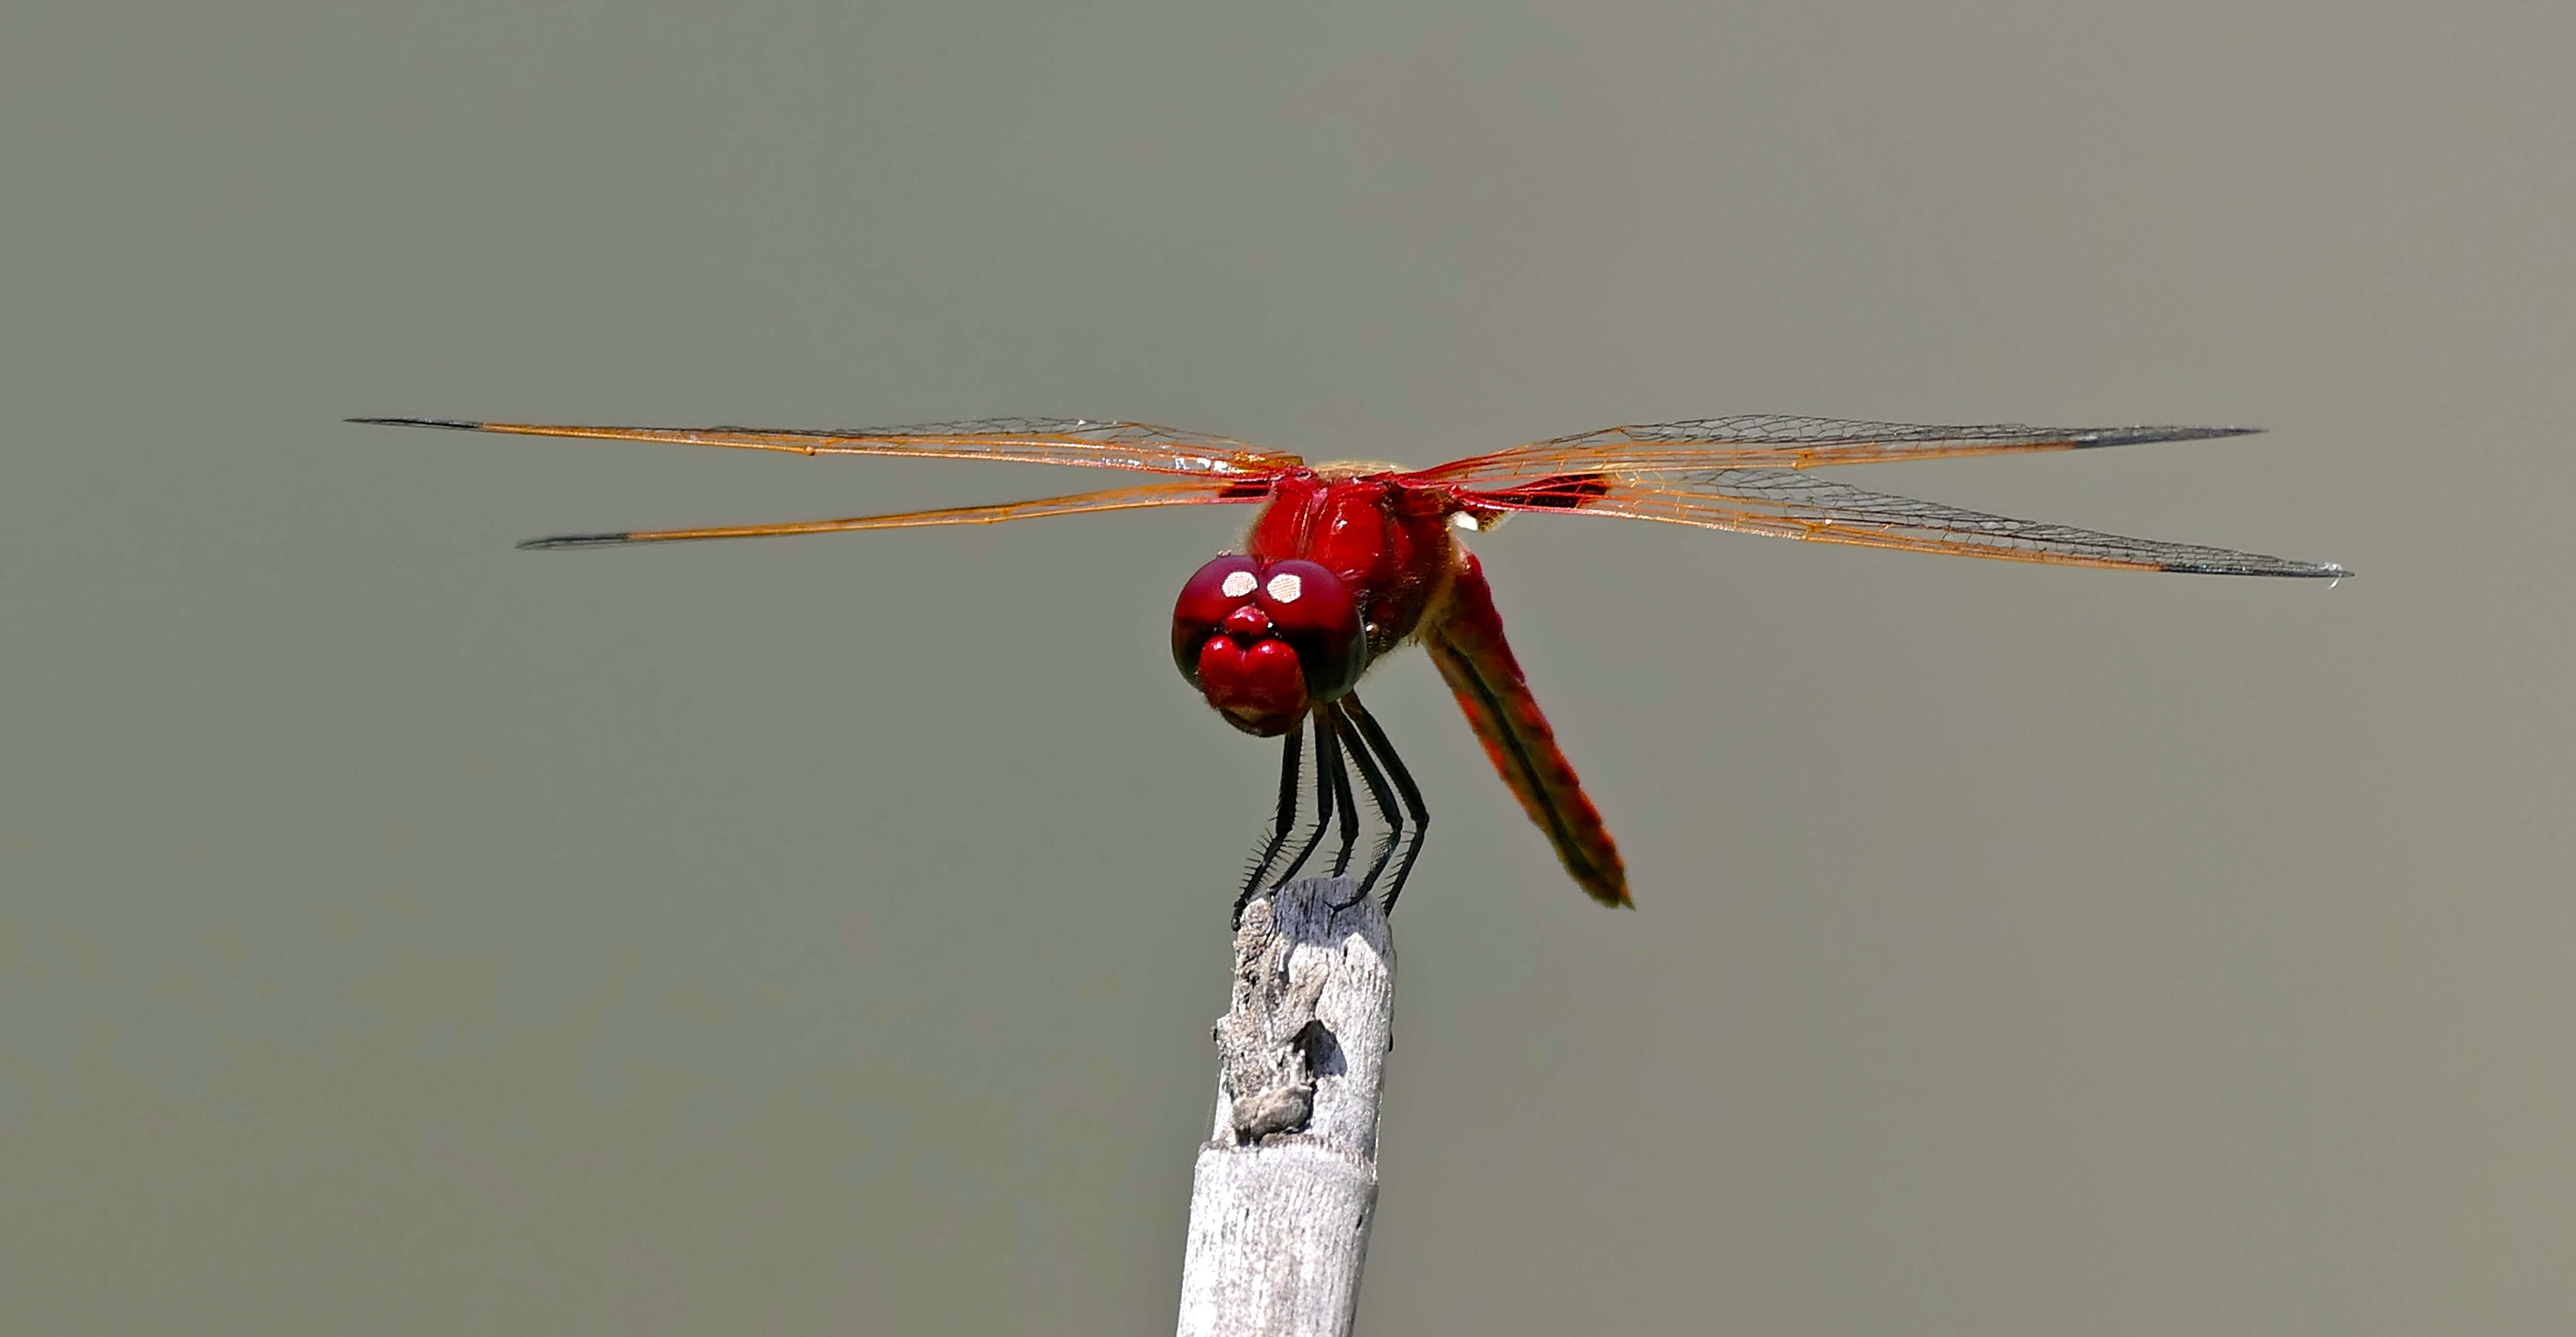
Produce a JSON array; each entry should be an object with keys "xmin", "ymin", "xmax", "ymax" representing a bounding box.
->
[
  {"xmin": 518, "ymin": 479, "xmax": 1265, "ymax": 549},
  {"xmin": 353, "ymin": 415, "xmax": 1301, "ymax": 478},
  {"xmin": 1413, "ymin": 416, "xmax": 2257, "ymax": 485},
  {"xmin": 1467, "ymin": 469, "xmax": 2348, "ymax": 577}
]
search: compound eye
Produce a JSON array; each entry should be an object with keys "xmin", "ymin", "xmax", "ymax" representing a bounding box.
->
[
  {"xmin": 1172, "ymin": 555, "xmax": 1264, "ymax": 683},
  {"xmin": 1255, "ymin": 558, "xmax": 1367, "ymax": 700}
]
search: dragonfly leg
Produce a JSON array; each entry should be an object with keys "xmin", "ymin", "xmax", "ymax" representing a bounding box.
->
[
  {"xmin": 1235, "ymin": 719, "xmax": 1306, "ymax": 923},
  {"xmin": 1323, "ymin": 709, "xmax": 1363, "ymax": 881},
  {"xmin": 1326, "ymin": 701, "xmax": 1403, "ymax": 907},
  {"xmin": 1265, "ymin": 708, "xmax": 1345, "ymax": 894},
  {"xmin": 1342, "ymin": 693, "xmax": 1430, "ymax": 915}
]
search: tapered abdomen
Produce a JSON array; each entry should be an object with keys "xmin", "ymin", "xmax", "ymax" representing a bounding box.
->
[{"xmin": 1426, "ymin": 551, "xmax": 1630, "ymax": 906}]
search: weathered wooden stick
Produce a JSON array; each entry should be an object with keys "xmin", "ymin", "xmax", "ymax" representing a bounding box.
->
[{"xmin": 1176, "ymin": 876, "xmax": 1395, "ymax": 1337}]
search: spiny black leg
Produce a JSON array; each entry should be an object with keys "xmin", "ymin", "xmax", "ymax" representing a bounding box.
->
[
  {"xmin": 1327, "ymin": 702, "xmax": 1403, "ymax": 904},
  {"xmin": 1343, "ymin": 693, "xmax": 1430, "ymax": 914},
  {"xmin": 1323, "ymin": 710, "xmax": 1362, "ymax": 879},
  {"xmin": 1235, "ymin": 718, "xmax": 1304, "ymax": 923},
  {"xmin": 1268, "ymin": 708, "xmax": 1341, "ymax": 891}
]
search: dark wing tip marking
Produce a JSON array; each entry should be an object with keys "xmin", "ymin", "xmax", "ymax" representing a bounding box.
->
[
  {"xmin": 2162, "ymin": 557, "xmax": 2352, "ymax": 578},
  {"xmin": 348, "ymin": 416, "xmax": 489, "ymax": 431},
  {"xmin": 2071, "ymin": 425, "xmax": 2264, "ymax": 448},
  {"xmin": 517, "ymin": 532, "xmax": 632, "ymax": 550}
]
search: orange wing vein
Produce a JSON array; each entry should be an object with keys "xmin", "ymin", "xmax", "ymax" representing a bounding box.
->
[
  {"xmin": 516, "ymin": 480, "xmax": 1264, "ymax": 549},
  {"xmin": 1461, "ymin": 468, "xmax": 2346, "ymax": 577},
  {"xmin": 351, "ymin": 415, "xmax": 1303, "ymax": 478},
  {"xmin": 1411, "ymin": 416, "xmax": 2260, "ymax": 483}
]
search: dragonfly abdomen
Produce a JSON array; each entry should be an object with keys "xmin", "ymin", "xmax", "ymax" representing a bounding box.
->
[{"xmin": 1426, "ymin": 550, "xmax": 1630, "ymax": 907}]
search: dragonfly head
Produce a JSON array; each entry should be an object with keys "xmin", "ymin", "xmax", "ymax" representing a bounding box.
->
[{"xmin": 1171, "ymin": 555, "xmax": 1367, "ymax": 736}]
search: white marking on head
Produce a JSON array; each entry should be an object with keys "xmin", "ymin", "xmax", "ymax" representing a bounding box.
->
[
  {"xmin": 1220, "ymin": 570, "xmax": 1258, "ymax": 598},
  {"xmin": 1265, "ymin": 572, "xmax": 1304, "ymax": 603}
]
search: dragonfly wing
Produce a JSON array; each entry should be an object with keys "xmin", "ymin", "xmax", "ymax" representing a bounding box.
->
[
  {"xmin": 353, "ymin": 415, "xmax": 1302, "ymax": 479},
  {"xmin": 1464, "ymin": 469, "xmax": 2348, "ymax": 577},
  {"xmin": 520, "ymin": 479, "xmax": 1264, "ymax": 549},
  {"xmin": 1413, "ymin": 416, "xmax": 2258, "ymax": 485}
]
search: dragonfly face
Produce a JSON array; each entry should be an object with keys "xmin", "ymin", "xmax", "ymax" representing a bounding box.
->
[{"xmin": 1172, "ymin": 554, "xmax": 1368, "ymax": 736}]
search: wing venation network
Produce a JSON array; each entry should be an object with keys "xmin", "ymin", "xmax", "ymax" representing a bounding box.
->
[
  {"xmin": 1465, "ymin": 466, "xmax": 2346, "ymax": 577},
  {"xmin": 348, "ymin": 416, "xmax": 1303, "ymax": 477},
  {"xmin": 1414, "ymin": 416, "xmax": 2260, "ymax": 485}
]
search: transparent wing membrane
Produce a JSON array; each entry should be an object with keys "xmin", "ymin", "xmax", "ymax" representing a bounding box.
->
[
  {"xmin": 350, "ymin": 415, "xmax": 1302, "ymax": 478},
  {"xmin": 355, "ymin": 411, "xmax": 2340, "ymax": 576},
  {"xmin": 517, "ymin": 480, "xmax": 1262, "ymax": 549},
  {"xmin": 1467, "ymin": 468, "xmax": 2347, "ymax": 577},
  {"xmin": 1415, "ymin": 416, "xmax": 2259, "ymax": 486}
]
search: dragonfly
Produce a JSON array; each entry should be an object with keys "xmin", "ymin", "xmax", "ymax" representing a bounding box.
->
[{"xmin": 355, "ymin": 413, "xmax": 2346, "ymax": 915}]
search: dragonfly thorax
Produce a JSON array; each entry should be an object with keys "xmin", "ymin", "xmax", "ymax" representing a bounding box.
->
[{"xmin": 1171, "ymin": 555, "xmax": 1368, "ymax": 736}]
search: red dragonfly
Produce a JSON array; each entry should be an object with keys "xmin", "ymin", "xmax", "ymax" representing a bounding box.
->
[{"xmin": 357, "ymin": 414, "xmax": 2345, "ymax": 913}]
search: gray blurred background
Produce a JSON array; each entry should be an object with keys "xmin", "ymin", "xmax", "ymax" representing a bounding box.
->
[{"xmin": 5, "ymin": 1, "xmax": 2567, "ymax": 1331}]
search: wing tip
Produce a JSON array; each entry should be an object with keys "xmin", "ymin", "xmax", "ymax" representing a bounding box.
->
[
  {"xmin": 517, "ymin": 532, "xmax": 632, "ymax": 551},
  {"xmin": 348, "ymin": 416, "xmax": 489, "ymax": 432},
  {"xmin": 2158, "ymin": 558, "xmax": 2352, "ymax": 578},
  {"xmin": 2075, "ymin": 424, "xmax": 2265, "ymax": 448}
]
